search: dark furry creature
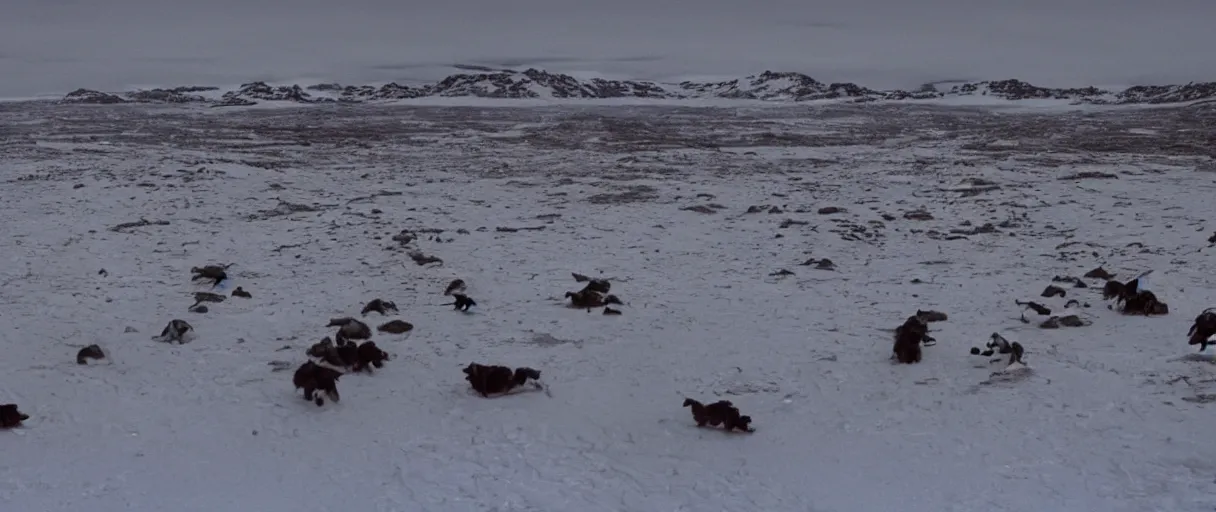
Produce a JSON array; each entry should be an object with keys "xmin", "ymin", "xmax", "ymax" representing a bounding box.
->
[
  {"xmin": 462, "ymin": 363, "xmax": 542, "ymax": 397},
  {"xmin": 327, "ymin": 317, "xmax": 372, "ymax": 340},
  {"xmin": 377, "ymin": 320, "xmax": 414, "ymax": 334},
  {"xmin": 306, "ymin": 337, "xmax": 352, "ymax": 368},
  {"xmin": 1016, "ymin": 300, "xmax": 1052, "ymax": 316},
  {"xmin": 975, "ymin": 333, "xmax": 1025, "ymax": 366},
  {"xmin": 76, "ymin": 344, "xmax": 105, "ymax": 365},
  {"xmin": 231, "ymin": 287, "xmax": 252, "ymax": 298},
  {"xmin": 892, "ymin": 314, "xmax": 934, "ymax": 364},
  {"xmin": 565, "ymin": 289, "xmax": 623, "ymax": 309},
  {"xmin": 361, "ymin": 298, "xmax": 398, "ymax": 316},
  {"xmin": 190, "ymin": 264, "xmax": 230, "ymax": 287},
  {"xmin": 449, "ymin": 293, "xmax": 476, "ymax": 312},
  {"xmin": 0, "ymin": 404, "xmax": 29, "ymax": 428},
  {"xmin": 443, "ymin": 279, "xmax": 467, "ymax": 296},
  {"xmin": 1188, "ymin": 308, "xmax": 1216, "ymax": 351},
  {"xmin": 1084, "ymin": 267, "xmax": 1115, "ymax": 280},
  {"xmin": 682, "ymin": 398, "xmax": 754, "ymax": 433},
  {"xmin": 1120, "ymin": 290, "xmax": 1169, "ymax": 316},
  {"xmin": 153, "ymin": 319, "xmax": 194, "ymax": 344},
  {"xmin": 354, "ymin": 341, "xmax": 389, "ymax": 373},
  {"xmin": 293, "ymin": 361, "xmax": 342, "ymax": 406},
  {"xmin": 915, "ymin": 309, "xmax": 948, "ymax": 322},
  {"xmin": 603, "ymin": 307, "xmax": 622, "ymax": 315},
  {"xmin": 1041, "ymin": 285, "xmax": 1067, "ymax": 298}
]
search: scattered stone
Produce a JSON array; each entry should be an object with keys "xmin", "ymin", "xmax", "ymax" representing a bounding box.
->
[
  {"xmin": 124, "ymin": 326, "xmax": 138, "ymax": 333},
  {"xmin": 1083, "ymin": 267, "xmax": 1115, "ymax": 280},
  {"xmin": 903, "ymin": 209, "xmax": 934, "ymax": 221},
  {"xmin": 779, "ymin": 219, "xmax": 809, "ymax": 228},
  {"xmin": 193, "ymin": 292, "xmax": 226, "ymax": 304},
  {"xmin": 769, "ymin": 269, "xmax": 795, "ymax": 277},
  {"xmin": 817, "ymin": 206, "xmax": 845, "ymax": 215}
]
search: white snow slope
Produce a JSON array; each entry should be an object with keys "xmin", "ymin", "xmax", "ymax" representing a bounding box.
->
[{"xmin": 1, "ymin": 101, "xmax": 1215, "ymax": 512}]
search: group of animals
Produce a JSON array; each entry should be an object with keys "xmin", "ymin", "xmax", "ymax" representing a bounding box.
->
[
  {"xmin": 283, "ymin": 272, "xmax": 750, "ymax": 430},
  {"xmin": 889, "ymin": 266, "xmax": 1216, "ymax": 372}
]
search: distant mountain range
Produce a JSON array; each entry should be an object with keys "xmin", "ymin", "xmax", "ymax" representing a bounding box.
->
[{"xmin": 58, "ymin": 68, "xmax": 1216, "ymax": 107}]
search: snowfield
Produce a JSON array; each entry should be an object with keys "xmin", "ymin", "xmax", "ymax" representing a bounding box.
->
[{"xmin": 1, "ymin": 100, "xmax": 1215, "ymax": 512}]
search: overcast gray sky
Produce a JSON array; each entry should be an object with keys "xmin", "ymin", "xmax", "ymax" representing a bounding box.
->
[{"xmin": 2, "ymin": 0, "xmax": 1214, "ymax": 96}]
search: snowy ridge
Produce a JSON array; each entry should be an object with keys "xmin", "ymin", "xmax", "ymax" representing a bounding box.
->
[{"xmin": 57, "ymin": 68, "xmax": 1216, "ymax": 107}]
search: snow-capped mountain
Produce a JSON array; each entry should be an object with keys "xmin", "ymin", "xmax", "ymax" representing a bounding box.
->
[{"xmin": 58, "ymin": 68, "xmax": 1216, "ymax": 107}]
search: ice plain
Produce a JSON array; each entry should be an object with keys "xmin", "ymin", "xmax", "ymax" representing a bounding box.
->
[{"xmin": 0, "ymin": 100, "xmax": 1215, "ymax": 512}]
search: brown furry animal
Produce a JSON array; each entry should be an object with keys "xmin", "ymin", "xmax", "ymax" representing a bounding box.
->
[
  {"xmin": 893, "ymin": 314, "xmax": 933, "ymax": 364},
  {"xmin": 190, "ymin": 264, "xmax": 230, "ymax": 287},
  {"xmin": 293, "ymin": 361, "xmax": 342, "ymax": 406},
  {"xmin": 354, "ymin": 341, "xmax": 388, "ymax": 373},
  {"xmin": 1041, "ymin": 285, "xmax": 1067, "ymax": 298},
  {"xmin": 377, "ymin": 320, "xmax": 414, "ymax": 334},
  {"xmin": 1120, "ymin": 290, "xmax": 1168, "ymax": 316},
  {"xmin": 682, "ymin": 398, "xmax": 754, "ymax": 433},
  {"xmin": 76, "ymin": 344, "xmax": 105, "ymax": 365},
  {"xmin": 443, "ymin": 279, "xmax": 467, "ymax": 296},
  {"xmin": 462, "ymin": 363, "xmax": 542, "ymax": 397},
  {"xmin": 448, "ymin": 293, "xmax": 476, "ymax": 312},
  {"xmin": 306, "ymin": 337, "xmax": 353, "ymax": 368},
  {"xmin": 1, "ymin": 404, "xmax": 30, "ymax": 428},
  {"xmin": 1188, "ymin": 308, "xmax": 1216, "ymax": 351},
  {"xmin": 361, "ymin": 299, "xmax": 398, "ymax": 316},
  {"xmin": 565, "ymin": 289, "xmax": 623, "ymax": 309},
  {"xmin": 915, "ymin": 309, "xmax": 948, "ymax": 322},
  {"xmin": 328, "ymin": 317, "xmax": 372, "ymax": 340},
  {"xmin": 153, "ymin": 319, "xmax": 194, "ymax": 344}
]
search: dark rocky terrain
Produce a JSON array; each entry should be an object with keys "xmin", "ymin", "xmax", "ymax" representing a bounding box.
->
[{"xmin": 53, "ymin": 67, "xmax": 1216, "ymax": 107}]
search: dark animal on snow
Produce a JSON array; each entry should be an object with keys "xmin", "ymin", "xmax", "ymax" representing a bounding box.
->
[
  {"xmin": 975, "ymin": 333, "xmax": 1025, "ymax": 366},
  {"xmin": 565, "ymin": 289, "xmax": 622, "ymax": 310},
  {"xmin": 306, "ymin": 337, "xmax": 353, "ymax": 368},
  {"xmin": 892, "ymin": 314, "xmax": 933, "ymax": 364},
  {"xmin": 377, "ymin": 320, "xmax": 414, "ymax": 334},
  {"xmin": 361, "ymin": 299, "xmax": 398, "ymax": 316},
  {"xmin": 603, "ymin": 307, "xmax": 623, "ymax": 315},
  {"xmin": 462, "ymin": 363, "xmax": 542, "ymax": 397},
  {"xmin": 448, "ymin": 293, "xmax": 476, "ymax": 311},
  {"xmin": 327, "ymin": 317, "xmax": 372, "ymax": 340},
  {"xmin": 1084, "ymin": 267, "xmax": 1115, "ymax": 280},
  {"xmin": 0, "ymin": 404, "xmax": 29, "ymax": 428},
  {"xmin": 190, "ymin": 264, "xmax": 230, "ymax": 287},
  {"xmin": 1120, "ymin": 290, "xmax": 1168, "ymax": 316},
  {"xmin": 153, "ymin": 319, "xmax": 194, "ymax": 344},
  {"xmin": 682, "ymin": 398, "xmax": 754, "ymax": 433},
  {"xmin": 443, "ymin": 279, "xmax": 467, "ymax": 296},
  {"xmin": 231, "ymin": 287, "xmax": 252, "ymax": 298},
  {"xmin": 916, "ymin": 309, "xmax": 948, "ymax": 322},
  {"xmin": 1041, "ymin": 285, "xmax": 1067, "ymax": 298},
  {"xmin": 354, "ymin": 341, "xmax": 389, "ymax": 373},
  {"xmin": 293, "ymin": 361, "xmax": 342, "ymax": 406},
  {"xmin": 1188, "ymin": 308, "xmax": 1216, "ymax": 351},
  {"xmin": 1016, "ymin": 300, "xmax": 1052, "ymax": 317},
  {"xmin": 76, "ymin": 344, "xmax": 105, "ymax": 365}
]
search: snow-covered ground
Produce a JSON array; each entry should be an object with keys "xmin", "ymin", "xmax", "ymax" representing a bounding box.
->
[
  {"xmin": 3, "ymin": 0, "xmax": 1216, "ymax": 97},
  {"xmin": 1, "ymin": 101, "xmax": 1214, "ymax": 511}
]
